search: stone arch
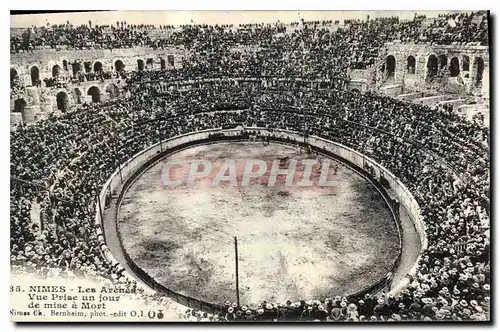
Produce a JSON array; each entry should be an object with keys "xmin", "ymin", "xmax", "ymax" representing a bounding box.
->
[
  {"xmin": 105, "ymin": 83, "xmax": 120, "ymax": 99},
  {"xmin": 74, "ymin": 88, "xmax": 83, "ymax": 104},
  {"xmin": 87, "ymin": 86, "xmax": 101, "ymax": 103},
  {"xmin": 63, "ymin": 60, "xmax": 68, "ymax": 71},
  {"xmin": 351, "ymin": 88, "xmax": 360, "ymax": 93},
  {"xmin": 84, "ymin": 62, "xmax": 92, "ymax": 73},
  {"xmin": 407, "ymin": 56, "xmax": 416, "ymax": 74},
  {"xmin": 30, "ymin": 66, "xmax": 40, "ymax": 86},
  {"xmin": 160, "ymin": 58, "xmax": 166, "ymax": 70},
  {"xmin": 438, "ymin": 54, "xmax": 448, "ymax": 70},
  {"xmin": 449, "ymin": 57, "xmax": 460, "ymax": 77},
  {"xmin": 52, "ymin": 64, "xmax": 62, "ymax": 78},
  {"xmin": 474, "ymin": 57, "xmax": 485, "ymax": 86},
  {"xmin": 71, "ymin": 62, "xmax": 82, "ymax": 76},
  {"xmin": 93, "ymin": 61, "xmax": 103, "ymax": 72},
  {"xmin": 386, "ymin": 55, "xmax": 396, "ymax": 78},
  {"xmin": 114, "ymin": 59, "xmax": 124, "ymax": 72},
  {"xmin": 426, "ymin": 54, "xmax": 438, "ymax": 81},
  {"xmin": 11, "ymin": 68, "xmax": 19, "ymax": 83},
  {"xmin": 167, "ymin": 55, "xmax": 174, "ymax": 67},
  {"xmin": 56, "ymin": 91, "xmax": 69, "ymax": 111},
  {"xmin": 137, "ymin": 59, "xmax": 145, "ymax": 71},
  {"xmin": 146, "ymin": 58, "xmax": 154, "ymax": 70},
  {"xmin": 462, "ymin": 55, "xmax": 470, "ymax": 72},
  {"xmin": 13, "ymin": 98, "xmax": 26, "ymax": 113}
]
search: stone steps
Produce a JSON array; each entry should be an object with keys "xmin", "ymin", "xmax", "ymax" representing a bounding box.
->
[
  {"xmin": 411, "ymin": 95, "xmax": 453, "ymax": 106},
  {"xmin": 379, "ymin": 84, "xmax": 403, "ymax": 97},
  {"xmin": 437, "ymin": 99, "xmax": 467, "ymax": 109},
  {"xmin": 395, "ymin": 92, "xmax": 425, "ymax": 102}
]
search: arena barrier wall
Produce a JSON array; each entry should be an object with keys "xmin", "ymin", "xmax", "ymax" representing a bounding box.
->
[{"xmin": 96, "ymin": 127, "xmax": 427, "ymax": 313}]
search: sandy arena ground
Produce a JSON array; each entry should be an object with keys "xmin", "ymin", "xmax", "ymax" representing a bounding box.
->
[{"xmin": 118, "ymin": 142, "xmax": 399, "ymax": 307}]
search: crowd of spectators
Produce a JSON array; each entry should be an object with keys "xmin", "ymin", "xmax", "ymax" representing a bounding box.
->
[
  {"xmin": 11, "ymin": 22, "xmax": 157, "ymax": 51},
  {"xmin": 11, "ymin": 11, "xmax": 488, "ymax": 76},
  {"xmin": 39, "ymin": 69, "xmax": 123, "ymax": 89},
  {"xmin": 10, "ymin": 11, "xmax": 489, "ymax": 322},
  {"xmin": 181, "ymin": 292, "xmax": 489, "ymax": 321},
  {"xmin": 11, "ymin": 74, "xmax": 490, "ymax": 321},
  {"xmin": 420, "ymin": 12, "xmax": 489, "ymax": 45}
]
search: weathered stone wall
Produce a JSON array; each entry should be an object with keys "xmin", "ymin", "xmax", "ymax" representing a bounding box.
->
[
  {"xmin": 10, "ymin": 47, "xmax": 187, "ymax": 126},
  {"xmin": 347, "ymin": 69, "xmax": 372, "ymax": 92},
  {"xmin": 384, "ymin": 42, "xmax": 489, "ymax": 98},
  {"xmin": 11, "ymin": 46, "xmax": 186, "ymax": 88}
]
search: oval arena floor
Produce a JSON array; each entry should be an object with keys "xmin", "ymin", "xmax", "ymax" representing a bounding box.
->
[{"xmin": 117, "ymin": 142, "xmax": 400, "ymax": 307}]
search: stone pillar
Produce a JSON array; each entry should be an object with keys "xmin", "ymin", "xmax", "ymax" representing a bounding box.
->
[
  {"xmin": 22, "ymin": 73, "xmax": 31, "ymax": 87},
  {"xmin": 482, "ymin": 61, "xmax": 489, "ymax": 98},
  {"xmin": 25, "ymin": 87, "xmax": 40, "ymax": 106},
  {"xmin": 483, "ymin": 110, "xmax": 490, "ymax": 128},
  {"xmin": 21, "ymin": 87, "xmax": 42, "ymax": 123},
  {"xmin": 10, "ymin": 112, "xmax": 23, "ymax": 129},
  {"xmin": 22, "ymin": 106, "xmax": 37, "ymax": 124}
]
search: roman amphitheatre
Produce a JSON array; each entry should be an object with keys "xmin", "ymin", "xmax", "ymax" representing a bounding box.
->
[{"xmin": 10, "ymin": 10, "xmax": 489, "ymax": 322}]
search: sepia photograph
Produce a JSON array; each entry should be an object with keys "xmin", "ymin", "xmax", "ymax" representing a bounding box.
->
[{"xmin": 9, "ymin": 9, "xmax": 490, "ymax": 323}]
